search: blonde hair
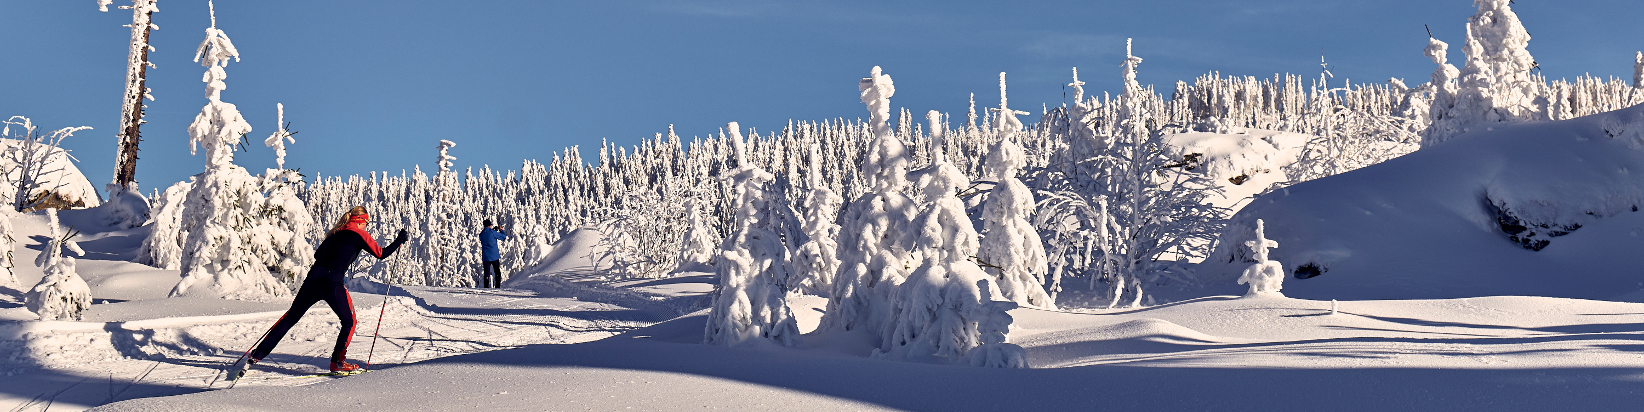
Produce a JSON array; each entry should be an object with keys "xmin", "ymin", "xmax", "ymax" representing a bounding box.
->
[{"xmin": 328, "ymin": 206, "xmax": 369, "ymax": 235}]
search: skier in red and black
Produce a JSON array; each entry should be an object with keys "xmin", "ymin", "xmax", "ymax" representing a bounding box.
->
[{"xmin": 230, "ymin": 206, "xmax": 408, "ymax": 379}]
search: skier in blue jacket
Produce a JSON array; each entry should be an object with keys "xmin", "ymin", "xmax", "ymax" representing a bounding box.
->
[{"xmin": 480, "ymin": 219, "xmax": 508, "ymax": 288}]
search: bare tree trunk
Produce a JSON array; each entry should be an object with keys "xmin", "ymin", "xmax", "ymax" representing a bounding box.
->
[{"xmin": 112, "ymin": 0, "xmax": 158, "ymax": 190}]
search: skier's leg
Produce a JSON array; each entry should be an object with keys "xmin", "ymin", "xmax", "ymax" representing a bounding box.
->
[
  {"xmin": 321, "ymin": 281, "xmax": 358, "ymax": 364},
  {"xmin": 249, "ymin": 279, "xmax": 325, "ymax": 361}
]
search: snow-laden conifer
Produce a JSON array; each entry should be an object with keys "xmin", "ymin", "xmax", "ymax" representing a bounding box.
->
[
  {"xmin": 876, "ymin": 111, "xmax": 1025, "ymax": 367},
  {"xmin": 25, "ymin": 208, "xmax": 91, "ymax": 321},
  {"xmin": 1635, "ymin": 51, "xmax": 1643, "ymax": 89},
  {"xmin": 1236, "ymin": 219, "xmax": 1284, "ymax": 296},
  {"xmin": 977, "ymin": 73, "xmax": 1054, "ymax": 310},
  {"xmin": 1427, "ymin": 0, "xmax": 1539, "ymax": 146},
  {"xmin": 824, "ymin": 66, "xmax": 918, "ymax": 333},
  {"xmin": 169, "ymin": 3, "xmax": 315, "ymax": 298},
  {"xmin": 704, "ymin": 122, "xmax": 802, "ymax": 347},
  {"xmin": 671, "ymin": 200, "xmax": 719, "ymax": 275},
  {"xmin": 791, "ymin": 143, "xmax": 842, "ymax": 296}
]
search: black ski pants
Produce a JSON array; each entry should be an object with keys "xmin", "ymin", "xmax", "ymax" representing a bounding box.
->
[
  {"xmin": 249, "ymin": 270, "xmax": 357, "ymax": 363},
  {"xmin": 482, "ymin": 260, "xmax": 503, "ymax": 288}
]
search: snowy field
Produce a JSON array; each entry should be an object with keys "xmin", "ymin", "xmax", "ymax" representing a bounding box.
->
[{"xmin": 0, "ymin": 207, "xmax": 1638, "ymax": 410}]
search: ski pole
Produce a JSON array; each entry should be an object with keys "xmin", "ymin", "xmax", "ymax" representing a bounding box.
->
[
  {"xmin": 209, "ymin": 317, "xmax": 279, "ymax": 388},
  {"xmin": 364, "ymin": 281, "xmax": 394, "ymax": 371}
]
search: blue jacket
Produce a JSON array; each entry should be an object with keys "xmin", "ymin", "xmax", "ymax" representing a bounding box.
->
[{"xmin": 480, "ymin": 227, "xmax": 508, "ymax": 262}]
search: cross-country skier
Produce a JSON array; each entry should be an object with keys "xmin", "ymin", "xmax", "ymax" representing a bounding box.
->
[
  {"xmin": 479, "ymin": 219, "xmax": 508, "ymax": 288},
  {"xmin": 229, "ymin": 206, "xmax": 408, "ymax": 380}
]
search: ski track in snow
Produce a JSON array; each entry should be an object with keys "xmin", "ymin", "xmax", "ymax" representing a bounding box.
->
[{"xmin": 0, "ymin": 283, "xmax": 676, "ymax": 411}]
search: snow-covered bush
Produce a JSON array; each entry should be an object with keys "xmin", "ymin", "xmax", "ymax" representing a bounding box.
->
[
  {"xmin": 1236, "ymin": 219, "xmax": 1284, "ymax": 296},
  {"xmin": 0, "ymin": 211, "xmax": 15, "ymax": 286},
  {"xmin": 595, "ymin": 184, "xmax": 695, "ymax": 278},
  {"xmin": 99, "ymin": 182, "xmax": 150, "ymax": 229},
  {"xmin": 26, "ymin": 208, "xmax": 91, "ymax": 321},
  {"xmin": 1037, "ymin": 40, "xmax": 1227, "ymax": 308},
  {"xmin": 0, "ymin": 116, "xmax": 97, "ymax": 212},
  {"xmin": 136, "ymin": 179, "xmax": 189, "ymax": 269},
  {"xmin": 169, "ymin": 6, "xmax": 316, "ymax": 299},
  {"xmin": 976, "ymin": 74, "xmax": 1054, "ymax": 310},
  {"xmin": 824, "ymin": 66, "xmax": 918, "ymax": 333},
  {"xmin": 704, "ymin": 122, "xmax": 802, "ymax": 347},
  {"xmin": 790, "ymin": 143, "xmax": 842, "ymax": 296}
]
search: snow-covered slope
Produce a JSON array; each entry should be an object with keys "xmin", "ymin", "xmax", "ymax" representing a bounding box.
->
[{"xmin": 1203, "ymin": 103, "xmax": 1644, "ymax": 301}]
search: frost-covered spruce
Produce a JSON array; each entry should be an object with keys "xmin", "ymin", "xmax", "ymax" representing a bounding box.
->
[
  {"xmin": 977, "ymin": 73, "xmax": 1054, "ymax": 310},
  {"xmin": 1423, "ymin": 37, "xmax": 1463, "ymax": 145},
  {"xmin": 823, "ymin": 66, "xmax": 918, "ymax": 334},
  {"xmin": 791, "ymin": 143, "xmax": 842, "ymax": 296},
  {"xmin": 704, "ymin": 122, "xmax": 802, "ymax": 347},
  {"xmin": 1236, "ymin": 219, "xmax": 1284, "ymax": 296},
  {"xmin": 136, "ymin": 179, "xmax": 190, "ymax": 269},
  {"xmin": 876, "ymin": 113, "xmax": 1021, "ymax": 366},
  {"xmin": 26, "ymin": 208, "xmax": 91, "ymax": 321},
  {"xmin": 169, "ymin": 5, "xmax": 316, "ymax": 299},
  {"xmin": 1428, "ymin": 0, "xmax": 1539, "ymax": 146},
  {"xmin": 671, "ymin": 200, "xmax": 718, "ymax": 274}
]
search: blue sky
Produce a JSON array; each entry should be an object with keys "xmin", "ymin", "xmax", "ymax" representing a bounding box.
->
[{"xmin": 2, "ymin": 0, "xmax": 1641, "ymax": 199}]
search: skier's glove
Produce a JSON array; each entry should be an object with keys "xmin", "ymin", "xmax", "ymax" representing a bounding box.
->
[{"xmin": 395, "ymin": 228, "xmax": 408, "ymax": 243}]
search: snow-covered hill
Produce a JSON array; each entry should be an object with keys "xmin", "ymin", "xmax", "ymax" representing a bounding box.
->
[{"xmin": 1202, "ymin": 103, "xmax": 1644, "ymax": 301}]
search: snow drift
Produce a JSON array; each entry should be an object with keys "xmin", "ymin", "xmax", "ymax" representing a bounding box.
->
[{"xmin": 1204, "ymin": 103, "xmax": 1644, "ymax": 301}]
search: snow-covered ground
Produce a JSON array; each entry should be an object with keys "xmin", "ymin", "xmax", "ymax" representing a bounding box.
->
[
  {"xmin": 0, "ymin": 188, "xmax": 1637, "ymax": 410},
  {"xmin": 0, "ymin": 212, "xmax": 703, "ymax": 411}
]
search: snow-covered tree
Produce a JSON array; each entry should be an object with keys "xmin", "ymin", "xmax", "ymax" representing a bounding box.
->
[
  {"xmin": 791, "ymin": 143, "xmax": 842, "ymax": 296},
  {"xmin": 1236, "ymin": 219, "xmax": 1284, "ymax": 296},
  {"xmin": 824, "ymin": 66, "xmax": 918, "ymax": 333},
  {"xmin": 671, "ymin": 200, "xmax": 718, "ymax": 274},
  {"xmin": 1427, "ymin": 0, "xmax": 1539, "ymax": 146},
  {"xmin": 97, "ymin": 0, "xmax": 160, "ymax": 190},
  {"xmin": 170, "ymin": 3, "xmax": 315, "ymax": 299},
  {"xmin": 977, "ymin": 73, "xmax": 1054, "ymax": 310},
  {"xmin": 25, "ymin": 208, "xmax": 91, "ymax": 321},
  {"xmin": 704, "ymin": 122, "xmax": 802, "ymax": 347},
  {"xmin": 436, "ymin": 139, "xmax": 457, "ymax": 173},
  {"xmin": 876, "ymin": 111, "xmax": 1025, "ymax": 367}
]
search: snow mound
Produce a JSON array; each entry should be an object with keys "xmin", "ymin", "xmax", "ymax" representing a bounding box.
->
[
  {"xmin": 510, "ymin": 227, "xmax": 604, "ymax": 280},
  {"xmin": 1204, "ymin": 103, "xmax": 1644, "ymax": 301}
]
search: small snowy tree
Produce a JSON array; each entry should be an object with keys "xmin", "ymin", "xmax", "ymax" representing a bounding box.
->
[
  {"xmin": 977, "ymin": 73, "xmax": 1055, "ymax": 310},
  {"xmin": 671, "ymin": 200, "xmax": 719, "ymax": 274},
  {"xmin": 824, "ymin": 66, "xmax": 919, "ymax": 334},
  {"xmin": 704, "ymin": 122, "xmax": 802, "ymax": 347},
  {"xmin": 1236, "ymin": 219, "xmax": 1284, "ymax": 296},
  {"xmin": 791, "ymin": 143, "xmax": 842, "ymax": 296},
  {"xmin": 25, "ymin": 208, "xmax": 91, "ymax": 321}
]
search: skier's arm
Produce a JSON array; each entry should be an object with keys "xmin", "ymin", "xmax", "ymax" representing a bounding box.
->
[{"xmin": 380, "ymin": 229, "xmax": 410, "ymax": 258}]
